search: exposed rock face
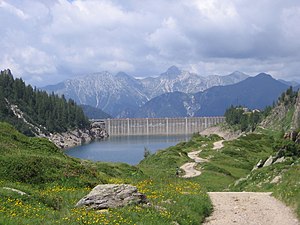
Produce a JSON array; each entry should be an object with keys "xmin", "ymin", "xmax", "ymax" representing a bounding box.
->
[
  {"xmin": 76, "ymin": 184, "xmax": 147, "ymax": 210},
  {"xmin": 291, "ymin": 90, "xmax": 300, "ymax": 130},
  {"xmin": 284, "ymin": 130, "xmax": 300, "ymax": 145},
  {"xmin": 260, "ymin": 103, "xmax": 289, "ymax": 129},
  {"xmin": 263, "ymin": 156, "xmax": 275, "ymax": 167},
  {"xmin": 49, "ymin": 122, "xmax": 108, "ymax": 149}
]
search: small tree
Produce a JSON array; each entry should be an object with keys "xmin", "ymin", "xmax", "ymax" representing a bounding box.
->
[{"xmin": 144, "ymin": 147, "xmax": 151, "ymax": 158}]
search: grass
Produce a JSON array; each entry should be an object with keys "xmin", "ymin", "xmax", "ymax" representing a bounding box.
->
[
  {"xmin": 0, "ymin": 121, "xmax": 299, "ymax": 224},
  {"xmin": 0, "ymin": 123, "xmax": 212, "ymax": 224}
]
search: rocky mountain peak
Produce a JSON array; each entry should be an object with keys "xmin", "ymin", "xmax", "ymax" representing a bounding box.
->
[
  {"xmin": 161, "ymin": 65, "xmax": 182, "ymax": 78},
  {"xmin": 256, "ymin": 73, "xmax": 272, "ymax": 79}
]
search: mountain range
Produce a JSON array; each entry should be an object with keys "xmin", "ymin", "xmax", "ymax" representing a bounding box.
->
[
  {"xmin": 43, "ymin": 66, "xmax": 252, "ymax": 117},
  {"xmin": 42, "ymin": 66, "xmax": 297, "ymax": 118}
]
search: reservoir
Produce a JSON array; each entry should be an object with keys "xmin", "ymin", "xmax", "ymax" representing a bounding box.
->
[{"xmin": 65, "ymin": 135, "xmax": 190, "ymax": 165}]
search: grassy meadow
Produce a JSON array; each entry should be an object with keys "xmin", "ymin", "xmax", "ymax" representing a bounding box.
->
[{"xmin": 0, "ymin": 122, "xmax": 299, "ymax": 224}]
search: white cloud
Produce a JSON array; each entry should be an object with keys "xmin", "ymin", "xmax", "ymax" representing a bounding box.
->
[
  {"xmin": 0, "ymin": 0, "xmax": 300, "ymax": 86},
  {"xmin": 0, "ymin": 1, "xmax": 29, "ymax": 20}
]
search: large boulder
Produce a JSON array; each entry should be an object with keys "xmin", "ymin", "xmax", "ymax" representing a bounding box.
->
[{"xmin": 76, "ymin": 184, "xmax": 147, "ymax": 210}]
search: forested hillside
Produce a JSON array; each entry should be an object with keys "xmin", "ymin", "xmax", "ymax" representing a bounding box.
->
[{"xmin": 0, "ymin": 69, "xmax": 90, "ymax": 136}]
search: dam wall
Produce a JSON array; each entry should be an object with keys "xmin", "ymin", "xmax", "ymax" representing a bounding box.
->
[{"xmin": 93, "ymin": 117, "xmax": 225, "ymax": 136}]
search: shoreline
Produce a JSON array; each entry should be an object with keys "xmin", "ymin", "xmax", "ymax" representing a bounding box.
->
[{"xmin": 48, "ymin": 122, "xmax": 109, "ymax": 149}]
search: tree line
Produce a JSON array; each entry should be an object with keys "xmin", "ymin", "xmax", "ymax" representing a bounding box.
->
[{"xmin": 0, "ymin": 69, "xmax": 90, "ymax": 136}]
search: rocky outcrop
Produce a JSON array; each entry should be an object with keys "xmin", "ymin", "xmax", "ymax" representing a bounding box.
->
[
  {"xmin": 76, "ymin": 184, "xmax": 147, "ymax": 210},
  {"xmin": 284, "ymin": 130, "xmax": 300, "ymax": 145},
  {"xmin": 291, "ymin": 90, "xmax": 300, "ymax": 130},
  {"xmin": 49, "ymin": 122, "xmax": 108, "ymax": 149},
  {"xmin": 260, "ymin": 103, "xmax": 289, "ymax": 130},
  {"xmin": 6, "ymin": 99, "xmax": 47, "ymax": 136}
]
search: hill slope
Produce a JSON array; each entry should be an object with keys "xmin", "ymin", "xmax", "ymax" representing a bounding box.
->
[
  {"xmin": 80, "ymin": 104, "xmax": 112, "ymax": 119},
  {"xmin": 43, "ymin": 71, "xmax": 149, "ymax": 118},
  {"xmin": 0, "ymin": 122, "xmax": 211, "ymax": 224},
  {"xmin": 134, "ymin": 92, "xmax": 197, "ymax": 118},
  {"xmin": 0, "ymin": 69, "xmax": 90, "ymax": 136}
]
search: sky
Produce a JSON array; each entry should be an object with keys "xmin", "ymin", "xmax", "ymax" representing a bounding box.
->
[{"xmin": 0, "ymin": 0, "xmax": 300, "ymax": 86}]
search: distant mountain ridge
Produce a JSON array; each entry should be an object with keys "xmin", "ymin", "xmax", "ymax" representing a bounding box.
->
[
  {"xmin": 135, "ymin": 73, "xmax": 290, "ymax": 118},
  {"xmin": 140, "ymin": 66, "xmax": 249, "ymax": 99},
  {"xmin": 42, "ymin": 66, "xmax": 249, "ymax": 117}
]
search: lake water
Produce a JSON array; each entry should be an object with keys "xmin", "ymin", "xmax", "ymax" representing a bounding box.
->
[{"xmin": 65, "ymin": 135, "xmax": 191, "ymax": 165}]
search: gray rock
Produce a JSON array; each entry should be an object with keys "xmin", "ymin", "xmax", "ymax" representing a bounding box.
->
[
  {"xmin": 274, "ymin": 157, "xmax": 285, "ymax": 164},
  {"xmin": 290, "ymin": 131, "xmax": 298, "ymax": 142},
  {"xmin": 76, "ymin": 184, "xmax": 147, "ymax": 210},
  {"xmin": 49, "ymin": 123, "xmax": 108, "ymax": 149},
  {"xmin": 263, "ymin": 156, "xmax": 274, "ymax": 167},
  {"xmin": 270, "ymin": 175, "xmax": 282, "ymax": 184},
  {"xmin": 295, "ymin": 132, "xmax": 300, "ymax": 144}
]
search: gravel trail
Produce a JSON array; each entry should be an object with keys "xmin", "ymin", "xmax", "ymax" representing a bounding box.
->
[
  {"xmin": 212, "ymin": 140, "xmax": 224, "ymax": 150},
  {"xmin": 204, "ymin": 192, "xmax": 300, "ymax": 225},
  {"xmin": 180, "ymin": 150, "xmax": 208, "ymax": 178}
]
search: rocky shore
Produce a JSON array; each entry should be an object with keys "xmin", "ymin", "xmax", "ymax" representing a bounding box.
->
[{"xmin": 48, "ymin": 122, "xmax": 109, "ymax": 149}]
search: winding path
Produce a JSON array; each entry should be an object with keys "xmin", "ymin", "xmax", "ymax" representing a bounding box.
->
[
  {"xmin": 180, "ymin": 150, "xmax": 208, "ymax": 178},
  {"xmin": 204, "ymin": 192, "xmax": 300, "ymax": 225},
  {"xmin": 179, "ymin": 137, "xmax": 299, "ymax": 224}
]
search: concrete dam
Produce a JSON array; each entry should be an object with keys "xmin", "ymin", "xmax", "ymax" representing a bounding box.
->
[{"xmin": 93, "ymin": 117, "xmax": 225, "ymax": 136}]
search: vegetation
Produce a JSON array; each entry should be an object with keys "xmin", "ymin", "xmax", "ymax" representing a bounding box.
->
[
  {"xmin": 1, "ymin": 81, "xmax": 299, "ymax": 224},
  {"xmin": 0, "ymin": 69, "xmax": 90, "ymax": 136},
  {"xmin": 278, "ymin": 86, "xmax": 298, "ymax": 106},
  {"xmin": 224, "ymin": 86, "xmax": 299, "ymax": 133},
  {"xmin": 224, "ymin": 105, "xmax": 266, "ymax": 132},
  {"xmin": 1, "ymin": 116, "xmax": 300, "ymax": 223},
  {"xmin": 0, "ymin": 122, "xmax": 211, "ymax": 224}
]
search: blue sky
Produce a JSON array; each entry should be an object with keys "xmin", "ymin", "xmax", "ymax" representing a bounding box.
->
[{"xmin": 1, "ymin": 0, "xmax": 300, "ymax": 86}]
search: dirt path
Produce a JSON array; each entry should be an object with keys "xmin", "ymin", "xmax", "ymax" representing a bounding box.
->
[
  {"xmin": 204, "ymin": 192, "xmax": 300, "ymax": 225},
  {"xmin": 180, "ymin": 150, "xmax": 208, "ymax": 178},
  {"xmin": 212, "ymin": 140, "xmax": 224, "ymax": 150},
  {"xmin": 180, "ymin": 162, "xmax": 201, "ymax": 178}
]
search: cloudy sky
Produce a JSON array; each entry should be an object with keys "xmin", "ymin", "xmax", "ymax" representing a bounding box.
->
[{"xmin": 1, "ymin": 0, "xmax": 300, "ymax": 86}]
